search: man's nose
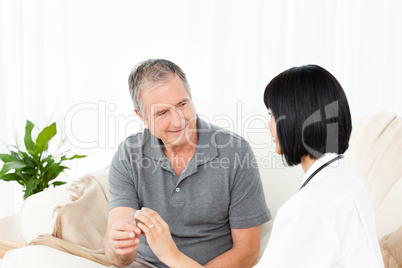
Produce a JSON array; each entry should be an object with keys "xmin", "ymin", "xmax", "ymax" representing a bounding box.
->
[{"xmin": 170, "ymin": 108, "xmax": 185, "ymax": 127}]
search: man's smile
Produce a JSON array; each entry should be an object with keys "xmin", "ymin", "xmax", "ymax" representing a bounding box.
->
[{"xmin": 167, "ymin": 123, "xmax": 189, "ymax": 134}]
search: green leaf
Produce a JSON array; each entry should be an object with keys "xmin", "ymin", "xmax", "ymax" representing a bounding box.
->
[
  {"xmin": 24, "ymin": 179, "xmax": 40, "ymax": 199},
  {"xmin": 27, "ymin": 150, "xmax": 40, "ymax": 162},
  {"xmin": 41, "ymin": 155, "xmax": 53, "ymax": 164},
  {"xmin": 35, "ymin": 122, "xmax": 57, "ymax": 154},
  {"xmin": 18, "ymin": 149, "xmax": 39, "ymax": 165},
  {"xmin": 0, "ymin": 154, "xmax": 19, "ymax": 163},
  {"xmin": 53, "ymin": 165, "xmax": 69, "ymax": 177},
  {"xmin": 24, "ymin": 120, "xmax": 37, "ymax": 155},
  {"xmin": 58, "ymin": 165, "xmax": 69, "ymax": 172},
  {"xmin": 19, "ymin": 150, "xmax": 29, "ymax": 158},
  {"xmin": 0, "ymin": 161, "xmax": 27, "ymax": 176},
  {"xmin": 21, "ymin": 167, "xmax": 37, "ymax": 175},
  {"xmin": 0, "ymin": 173, "xmax": 26, "ymax": 187},
  {"xmin": 46, "ymin": 162, "xmax": 60, "ymax": 177},
  {"xmin": 45, "ymin": 164, "xmax": 68, "ymax": 183},
  {"xmin": 0, "ymin": 173, "xmax": 21, "ymax": 182},
  {"xmin": 18, "ymin": 173, "xmax": 32, "ymax": 183},
  {"xmin": 61, "ymin": 154, "xmax": 87, "ymax": 161},
  {"xmin": 52, "ymin": 181, "xmax": 66, "ymax": 186},
  {"xmin": 10, "ymin": 150, "xmax": 22, "ymax": 161},
  {"xmin": 0, "ymin": 173, "xmax": 26, "ymax": 186},
  {"xmin": 22, "ymin": 156, "xmax": 36, "ymax": 168},
  {"xmin": 42, "ymin": 159, "xmax": 56, "ymax": 174}
]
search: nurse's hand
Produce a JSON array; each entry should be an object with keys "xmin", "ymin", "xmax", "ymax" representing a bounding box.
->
[
  {"xmin": 134, "ymin": 208, "xmax": 203, "ymax": 268},
  {"xmin": 134, "ymin": 208, "xmax": 179, "ymax": 261}
]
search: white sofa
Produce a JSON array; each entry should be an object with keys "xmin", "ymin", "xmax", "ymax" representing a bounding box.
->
[{"xmin": 3, "ymin": 108, "xmax": 402, "ymax": 268}]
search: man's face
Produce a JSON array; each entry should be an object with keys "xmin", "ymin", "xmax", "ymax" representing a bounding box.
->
[{"xmin": 138, "ymin": 75, "xmax": 197, "ymax": 148}]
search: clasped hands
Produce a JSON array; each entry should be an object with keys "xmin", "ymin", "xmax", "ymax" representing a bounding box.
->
[{"xmin": 108, "ymin": 208, "xmax": 179, "ymax": 262}]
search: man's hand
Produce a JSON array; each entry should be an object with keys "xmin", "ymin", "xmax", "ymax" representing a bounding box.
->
[
  {"xmin": 103, "ymin": 207, "xmax": 142, "ymax": 266},
  {"xmin": 108, "ymin": 220, "xmax": 141, "ymax": 256}
]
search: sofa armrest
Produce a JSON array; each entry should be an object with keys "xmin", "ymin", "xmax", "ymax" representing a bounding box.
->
[
  {"xmin": 2, "ymin": 245, "xmax": 109, "ymax": 268},
  {"xmin": 20, "ymin": 185, "xmax": 72, "ymax": 243}
]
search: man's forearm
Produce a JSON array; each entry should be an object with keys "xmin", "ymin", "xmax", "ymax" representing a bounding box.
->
[{"xmin": 204, "ymin": 247, "xmax": 259, "ymax": 268}]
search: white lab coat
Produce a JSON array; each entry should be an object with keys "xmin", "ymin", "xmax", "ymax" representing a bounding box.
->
[{"xmin": 256, "ymin": 153, "xmax": 384, "ymax": 268}]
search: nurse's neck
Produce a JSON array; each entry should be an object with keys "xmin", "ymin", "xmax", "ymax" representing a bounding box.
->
[{"xmin": 301, "ymin": 155, "xmax": 317, "ymax": 173}]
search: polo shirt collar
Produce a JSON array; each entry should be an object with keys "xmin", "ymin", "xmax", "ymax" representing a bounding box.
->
[
  {"xmin": 142, "ymin": 129, "xmax": 165, "ymax": 161},
  {"xmin": 142, "ymin": 116, "xmax": 218, "ymax": 164},
  {"xmin": 195, "ymin": 117, "xmax": 218, "ymax": 162}
]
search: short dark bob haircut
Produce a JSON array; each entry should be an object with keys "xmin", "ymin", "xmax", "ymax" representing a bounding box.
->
[{"xmin": 264, "ymin": 65, "xmax": 352, "ymax": 166}]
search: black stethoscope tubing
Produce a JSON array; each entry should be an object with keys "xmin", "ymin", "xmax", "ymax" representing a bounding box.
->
[{"xmin": 299, "ymin": 155, "xmax": 344, "ymax": 191}]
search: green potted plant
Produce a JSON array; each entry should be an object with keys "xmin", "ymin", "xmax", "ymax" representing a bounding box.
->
[{"xmin": 0, "ymin": 120, "xmax": 86, "ymax": 199}]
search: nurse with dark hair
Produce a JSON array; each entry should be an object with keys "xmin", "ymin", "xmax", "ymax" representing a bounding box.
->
[{"xmin": 255, "ymin": 65, "xmax": 384, "ymax": 267}]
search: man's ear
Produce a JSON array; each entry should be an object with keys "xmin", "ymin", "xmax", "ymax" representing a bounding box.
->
[{"xmin": 135, "ymin": 110, "xmax": 149, "ymax": 129}]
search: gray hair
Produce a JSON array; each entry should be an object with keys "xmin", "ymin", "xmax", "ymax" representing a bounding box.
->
[{"xmin": 128, "ymin": 59, "xmax": 191, "ymax": 118}]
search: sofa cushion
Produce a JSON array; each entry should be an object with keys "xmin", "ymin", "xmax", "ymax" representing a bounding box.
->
[
  {"xmin": 2, "ymin": 245, "xmax": 109, "ymax": 268},
  {"xmin": 346, "ymin": 112, "xmax": 402, "ymax": 239},
  {"xmin": 20, "ymin": 184, "xmax": 72, "ymax": 243}
]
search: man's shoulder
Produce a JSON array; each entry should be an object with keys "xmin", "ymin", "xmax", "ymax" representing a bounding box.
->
[
  {"xmin": 204, "ymin": 121, "xmax": 251, "ymax": 151},
  {"xmin": 124, "ymin": 131, "xmax": 145, "ymax": 143},
  {"xmin": 117, "ymin": 131, "xmax": 147, "ymax": 153},
  {"xmin": 208, "ymin": 122, "xmax": 244, "ymax": 139}
]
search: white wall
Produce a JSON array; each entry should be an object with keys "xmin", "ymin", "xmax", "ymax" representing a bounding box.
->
[{"xmin": 1, "ymin": 0, "xmax": 401, "ymax": 217}]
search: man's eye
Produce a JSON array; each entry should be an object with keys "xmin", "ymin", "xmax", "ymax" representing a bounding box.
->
[
  {"xmin": 157, "ymin": 111, "xmax": 167, "ymax": 117},
  {"xmin": 178, "ymin": 102, "xmax": 187, "ymax": 107}
]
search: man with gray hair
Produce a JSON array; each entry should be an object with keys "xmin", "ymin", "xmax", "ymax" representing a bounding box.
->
[{"xmin": 103, "ymin": 59, "xmax": 270, "ymax": 267}]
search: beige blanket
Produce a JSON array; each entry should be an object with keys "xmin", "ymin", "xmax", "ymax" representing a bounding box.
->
[
  {"xmin": 30, "ymin": 234, "xmax": 111, "ymax": 266},
  {"xmin": 30, "ymin": 166, "xmax": 111, "ymax": 266},
  {"xmin": 380, "ymin": 226, "xmax": 402, "ymax": 268}
]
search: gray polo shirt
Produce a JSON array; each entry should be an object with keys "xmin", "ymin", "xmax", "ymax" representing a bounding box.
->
[{"xmin": 109, "ymin": 118, "xmax": 271, "ymax": 267}]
